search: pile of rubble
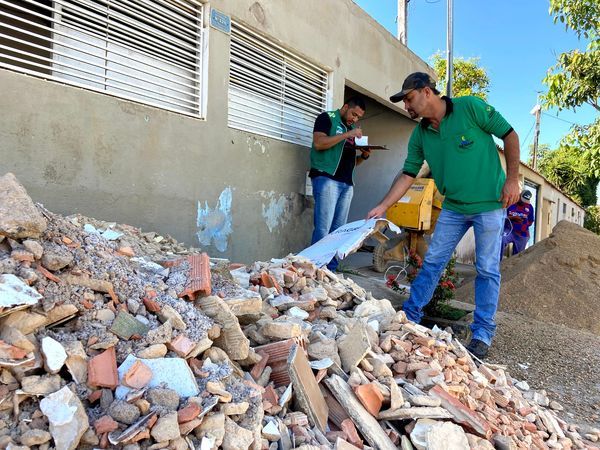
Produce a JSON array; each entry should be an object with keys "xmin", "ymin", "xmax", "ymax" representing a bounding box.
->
[{"xmin": 1, "ymin": 171, "xmax": 599, "ymax": 450}]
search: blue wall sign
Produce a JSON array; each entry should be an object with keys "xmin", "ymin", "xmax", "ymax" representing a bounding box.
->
[{"xmin": 210, "ymin": 9, "xmax": 231, "ymax": 34}]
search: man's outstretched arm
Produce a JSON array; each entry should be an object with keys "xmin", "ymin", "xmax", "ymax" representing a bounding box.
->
[{"xmin": 366, "ymin": 173, "xmax": 415, "ymax": 219}]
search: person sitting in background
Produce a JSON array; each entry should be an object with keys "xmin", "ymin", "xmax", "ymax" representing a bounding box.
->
[{"xmin": 502, "ymin": 189, "xmax": 535, "ymax": 257}]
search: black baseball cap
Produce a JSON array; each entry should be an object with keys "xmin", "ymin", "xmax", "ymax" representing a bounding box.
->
[
  {"xmin": 390, "ymin": 72, "xmax": 438, "ymax": 103},
  {"xmin": 521, "ymin": 190, "xmax": 532, "ymax": 200}
]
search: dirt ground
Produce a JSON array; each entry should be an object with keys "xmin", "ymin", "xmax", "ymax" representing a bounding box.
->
[
  {"xmin": 342, "ymin": 251, "xmax": 600, "ymax": 432},
  {"xmin": 456, "ymin": 221, "xmax": 600, "ymax": 335},
  {"xmin": 490, "ymin": 311, "xmax": 600, "ymax": 430}
]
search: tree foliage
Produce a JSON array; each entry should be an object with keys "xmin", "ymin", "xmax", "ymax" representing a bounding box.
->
[
  {"xmin": 431, "ymin": 53, "xmax": 490, "ymax": 100},
  {"xmin": 543, "ymin": 0, "xmax": 600, "ymax": 112},
  {"xmin": 535, "ymin": 143, "xmax": 598, "ymax": 206},
  {"xmin": 540, "ymin": 0, "xmax": 600, "ymax": 197},
  {"xmin": 560, "ymin": 117, "xmax": 600, "ymax": 178},
  {"xmin": 584, "ymin": 206, "xmax": 600, "ymax": 235}
]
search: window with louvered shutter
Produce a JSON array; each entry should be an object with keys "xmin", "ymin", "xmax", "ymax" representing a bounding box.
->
[
  {"xmin": 0, "ymin": 0, "xmax": 206, "ymax": 117},
  {"xmin": 228, "ymin": 21, "xmax": 330, "ymax": 147}
]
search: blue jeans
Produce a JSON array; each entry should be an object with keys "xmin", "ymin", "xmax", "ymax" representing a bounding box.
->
[
  {"xmin": 501, "ymin": 232, "xmax": 528, "ymax": 257},
  {"xmin": 402, "ymin": 208, "xmax": 506, "ymax": 345},
  {"xmin": 311, "ymin": 176, "xmax": 354, "ymax": 270}
]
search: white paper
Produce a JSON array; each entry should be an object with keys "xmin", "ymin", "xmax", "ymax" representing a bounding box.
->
[
  {"xmin": 354, "ymin": 136, "xmax": 368, "ymax": 146},
  {"xmin": 297, "ymin": 218, "xmax": 401, "ymax": 268}
]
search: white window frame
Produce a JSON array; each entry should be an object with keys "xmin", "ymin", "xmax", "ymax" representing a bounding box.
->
[
  {"xmin": 228, "ymin": 20, "xmax": 331, "ymax": 147},
  {"xmin": 0, "ymin": 0, "xmax": 208, "ymax": 118}
]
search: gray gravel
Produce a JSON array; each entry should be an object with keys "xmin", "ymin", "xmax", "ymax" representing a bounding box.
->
[{"xmin": 489, "ymin": 311, "xmax": 600, "ymax": 430}]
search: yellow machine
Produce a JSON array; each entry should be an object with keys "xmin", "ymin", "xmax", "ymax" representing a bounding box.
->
[{"xmin": 372, "ymin": 178, "xmax": 444, "ymax": 272}]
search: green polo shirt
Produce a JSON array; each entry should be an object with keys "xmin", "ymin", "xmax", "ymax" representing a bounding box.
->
[{"xmin": 403, "ymin": 96, "xmax": 513, "ymax": 214}]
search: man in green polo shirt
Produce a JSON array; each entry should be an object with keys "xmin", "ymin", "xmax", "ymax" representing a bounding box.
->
[{"xmin": 367, "ymin": 72, "xmax": 521, "ymax": 359}]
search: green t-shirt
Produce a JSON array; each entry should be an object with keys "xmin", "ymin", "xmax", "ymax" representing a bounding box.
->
[{"xmin": 402, "ymin": 96, "xmax": 513, "ymax": 214}]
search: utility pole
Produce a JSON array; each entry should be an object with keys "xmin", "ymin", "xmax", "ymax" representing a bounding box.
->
[
  {"xmin": 530, "ymin": 101, "xmax": 542, "ymax": 170},
  {"xmin": 446, "ymin": 0, "xmax": 454, "ymax": 97},
  {"xmin": 397, "ymin": 0, "xmax": 408, "ymax": 45}
]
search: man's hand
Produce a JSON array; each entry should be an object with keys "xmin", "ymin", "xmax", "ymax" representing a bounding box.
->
[
  {"xmin": 500, "ymin": 178, "xmax": 520, "ymax": 208},
  {"xmin": 348, "ymin": 128, "xmax": 363, "ymax": 139},
  {"xmin": 360, "ymin": 149, "xmax": 370, "ymax": 160},
  {"xmin": 366, "ymin": 204, "xmax": 387, "ymax": 219}
]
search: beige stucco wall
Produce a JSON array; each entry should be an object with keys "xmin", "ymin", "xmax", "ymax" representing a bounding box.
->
[{"xmin": 0, "ymin": 0, "xmax": 430, "ymax": 263}]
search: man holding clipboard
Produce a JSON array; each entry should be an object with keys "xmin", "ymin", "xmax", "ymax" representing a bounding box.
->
[{"xmin": 309, "ymin": 96, "xmax": 372, "ymax": 271}]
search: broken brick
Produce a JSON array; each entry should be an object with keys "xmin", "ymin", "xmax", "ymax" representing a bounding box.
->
[
  {"xmin": 34, "ymin": 263, "xmax": 62, "ymax": 283},
  {"xmin": 177, "ymin": 403, "xmax": 201, "ymax": 423},
  {"xmin": 167, "ymin": 335, "xmax": 196, "ymax": 358},
  {"xmin": 250, "ymin": 351, "xmax": 270, "ymax": 381},
  {"xmin": 260, "ymin": 272, "xmax": 282, "ymax": 294},
  {"xmin": 429, "ymin": 385, "xmax": 492, "ymax": 439},
  {"xmin": 263, "ymin": 385, "xmax": 279, "ymax": 407},
  {"xmin": 88, "ymin": 390, "xmax": 102, "ymax": 403},
  {"xmin": 253, "ymin": 339, "xmax": 298, "ymax": 387},
  {"xmin": 129, "ymin": 429, "xmax": 150, "ymax": 443},
  {"xmin": 87, "ymin": 347, "xmax": 118, "ymax": 389},
  {"xmin": 122, "ymin": 360, "xmax": 153, "ymax": 389},
  {"xmin": 353, "ymin": 383, "xmax": 384, "ymax": 417},
  {"xmin": 178, "ymin": 253, "xmax": 211, "ymax": 301},
  {"xmin": 117, "ymin": 246, "xmax": 135, "ymax": 257},
  {"xmin": 94, "ymin": 415, "xmax": 119, "ymax": 434},
  {"xmin": 143, "ymin": 297, "xmax": 161, "ymax": 313},
  {"xmin": 0, "ymin": 340, "xmax": 28, "ymax": 360},
  {"xmin": 340, "ymin": 419, "xmax": 363, "ymax": 448}
]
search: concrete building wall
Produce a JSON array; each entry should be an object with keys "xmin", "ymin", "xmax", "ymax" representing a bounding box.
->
[{"xmin": 0, "ymin": 0, "xmax": 430, "ymax": 263}]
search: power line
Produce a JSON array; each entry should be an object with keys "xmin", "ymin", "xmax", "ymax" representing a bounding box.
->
[
  {"xmin": 521, "ymin": 121, "xmax": 536, "ymax": 147},
  {"xmin": 541, "ymin": 112, "xmax": 578, "ymax": 126}
]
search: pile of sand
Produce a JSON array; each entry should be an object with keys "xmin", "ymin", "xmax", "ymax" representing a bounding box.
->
[{"xmin": 456, "ymin": 220, "xmax": 600, "ymax": 335}]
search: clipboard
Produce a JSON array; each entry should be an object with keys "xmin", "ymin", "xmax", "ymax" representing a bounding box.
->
[{"xmin": 353, "ymin": 145, "xmax": 389, "ymax": 150}]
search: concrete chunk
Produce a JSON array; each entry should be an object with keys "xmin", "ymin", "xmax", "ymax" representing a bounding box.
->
[
  {"xmin": 196, "ymin": 296, "xmax": 249, "ymax": 360},
  {"xmin": 0, "ymin": 173, "xmax": 47, "ymax": 239},
  {"xmin": 40, "ymin": 386, "xmax": 89, "ymax": 450}
]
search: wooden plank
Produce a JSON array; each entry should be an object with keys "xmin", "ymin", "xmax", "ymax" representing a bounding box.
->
[
  {"xmin": 288, "ymin": 344, "xmax": 328, "ymax": 432},
  {"xmin": 325, "ymin": 375, "xmax": 397, "ymax": 450}
]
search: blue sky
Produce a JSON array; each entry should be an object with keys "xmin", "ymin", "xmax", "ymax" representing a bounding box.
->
[{"xmin": 354, "ymin": 0, "xmax": 597, "ymax": 161}]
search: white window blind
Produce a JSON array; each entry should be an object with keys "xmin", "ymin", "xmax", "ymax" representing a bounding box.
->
[
  {"xmin": 228, "ymin": 21, "xmax": 329, "ymax": 147},
  {"xmin": 0, "ymin": 0, "xmax": 205, "ymax": 116}
]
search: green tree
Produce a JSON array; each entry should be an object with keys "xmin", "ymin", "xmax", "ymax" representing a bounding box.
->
[
  {"xmin": 535, "ymin": 144, "xmax": 599, "ymax": 206},
  {"xmin": 543, "ymin": 0, "xmax": 599, "ymax": 112},
  {"xmin": 584, "ymin": 206, "xmax": 600, "ymax": 235},
  {"xmin": 431, "ymin": 53, "xmax": 490, "ymax": 100},
  {"xmin": 542, "ymin": 0, "xmax": 600, "ymax": 176}
]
